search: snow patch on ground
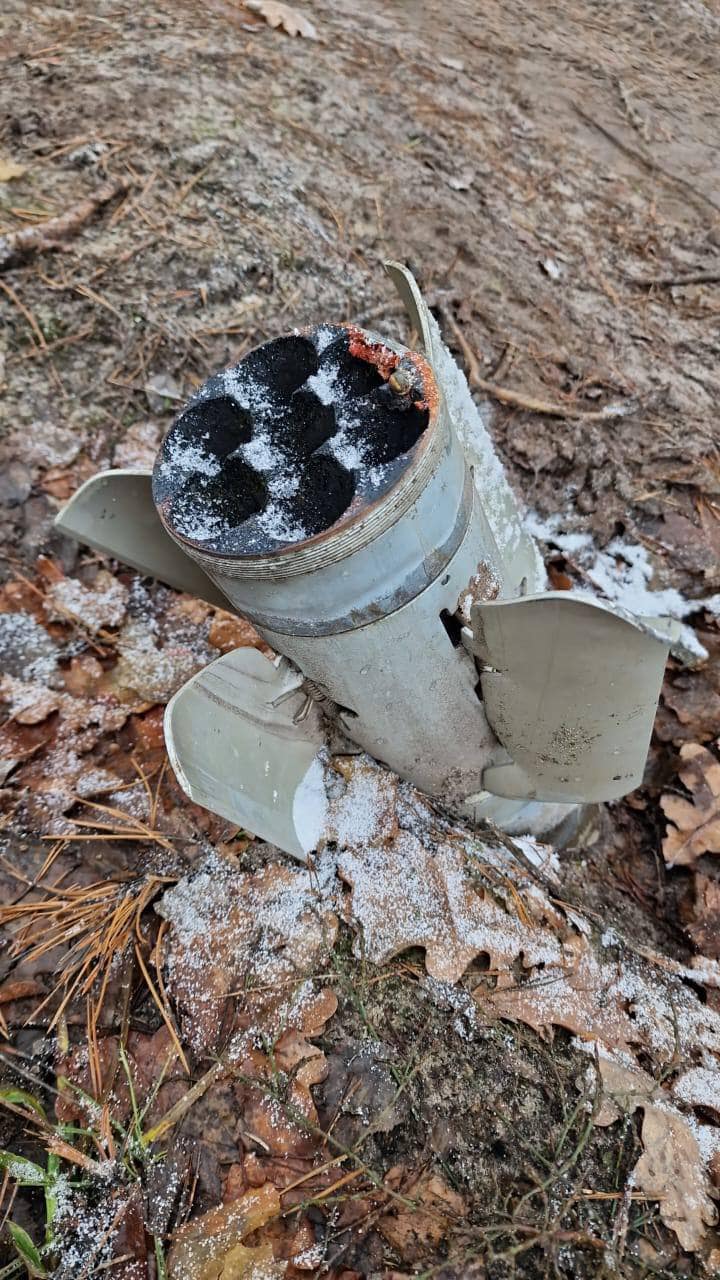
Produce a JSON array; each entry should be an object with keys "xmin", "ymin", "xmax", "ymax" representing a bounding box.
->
[
  {"xmin": 46, "ymin": 571, "xmax": 129, "ymax": 632},
  {"xmin": 525, "ymin": 510, "xmax": 717, "ymax": 660},
  {"xmin": 0, "ymin": 610, "xmax": 59, "ymax": 682}
]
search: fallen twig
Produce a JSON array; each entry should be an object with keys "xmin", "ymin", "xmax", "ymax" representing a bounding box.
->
[
  {"xmin": 16, "ymin": 321, "xmax": 96, "ymax": 361},
  {"xmin": 0, "ymin": 177, "xmax": 130, "ymax": 273},
  {"xmin": 630, "ymin": 270, "xmax": 720, "ymax": 288},
  {"xmin": 446, "ymin": 316, "xmax": 637, "ymax": 421},
  {"xmin": 0, "ymin": 279, "xmax": 47, "ymax": 349},
  {"xmin": 573, "ymin": 104, "xmax": 720, "ymax": 218}
]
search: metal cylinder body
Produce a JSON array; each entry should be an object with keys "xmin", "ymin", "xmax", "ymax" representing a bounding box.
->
[
  {"xmin": 151, "ymin": 323, "xmax": 575, "ymax": 832},
  {"xmin": 200, "ymin": 425, "xmax": 502, "ymax": 806}
]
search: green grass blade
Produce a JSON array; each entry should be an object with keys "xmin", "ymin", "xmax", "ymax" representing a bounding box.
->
[{"xmin": 6, "ymin": 1224, "xmax": 47, "ymax": 1278}]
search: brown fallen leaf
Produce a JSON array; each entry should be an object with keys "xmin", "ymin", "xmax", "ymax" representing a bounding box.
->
[
  {"xmin": 340, "ymin": 829, "xmax": 547, "ymax": 982},
  {"xmin": 332, "ymin": 760, "xmax": 647, "ymax": 1048},
  {"xmin": 635, "ymin": 1103, "xmax": 718, "ymax": 1251},
  {"xmin": 171, "ymin": 595, "xmax": 214, "ymax": 627},
  {"xmin": 1, "ymin": 669, "xmax": 128, "ymax": 823},
  {"xmin": 672, "ymin": 1065, "xmax": 720, "ymax": 1123},
  {"xmin": 482, "ymin": 942, "xmax": 634, "ymax": 1052},
  {"xmin": 658, "ymin": 673, "xmax": 720, "ymax": 745},
  {"xmin": 45, "ymin": 569, "xmax": 129, "ymax": 632},
  {"xmin": 167, "ymin": 1183, "xmax": 281, "ymax": 1279},
  {"xmin": 3, "ymin": 665, "xmax": 123, "ymax": 726},
  {"xmin": 56, "ymin": 1028, "xmax": 182, "ymax": 1130},
  {"xmin": 234, "ymin": 1028, "xmax": 329, "ymax": 1161},
  {"xmin": 245, "ymin": 0, "xmax": 318, "ymax": 39},
  {"xmin": 157, "ymin": 853, "xmax": 338, "ymax": 1051},
  {"xmin": 208, "ymin": 609, "xmax": 273, "ymax": 657},
  {"xmin": 39, "ymin": 456, "xmax": 97, "ymax": 501},
  {"xmin": 686, "ymin": 872, "xmax": 720, "ymax": 958},
  {"xmin": 0, "ymin": 158, "xmax": 27, "ymax": 181},
  {"xmin": 107, "ymin": 617, "xmax": 209, "ymax": 704},
  {"xmin": 328, "ymin": 756, "xmax": 400, "ymax": 849},
  {"xmin": 6, "ymin": 684, "xmax": 61, "ymax": 726},
  {"xmin": 660, "ymin": 742, "xmax": 720, "ymax": 866},
  {"xmin": 0, "ymin": 581, "xmax": 49, "ymax": 628},
  {"xmin": 652, "ymin": 509, "xmax": 720, "ymax": 586},
  {"xmin": 61, "ymin": 653, "xmax": 106, "ymax": 698},
  {"xmin": 594, "ymin": 1054, "xmax": 718, "ymax": 1252},
  {"xmin": 378, "ymin": 1168, "xmax": 466, "ymax": 1260},
  {"xmin": 218, "ymin": 1243, "xmax": 285, "ymax": 1279},
  {"xmin": 333, "ymin": 759, "xmax": 568, "ymax": 983}
]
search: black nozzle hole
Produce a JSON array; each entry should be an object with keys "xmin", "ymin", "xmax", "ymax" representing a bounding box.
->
[
  {"xmin": 170, "ymin": 457, "xmax": 267, "ymax": 540},
  {"xmin": 174, "ymin": 396, "xmax": 253, "ymax": 460},
  {"xmin": 289, "ymin": 388, "xmax": 337, "ymax": 455},
  {"xmin": 242, "ymin": 334, "xmax": 319, "ymax": 399},
  {"xmin": 290, "ymin": 454, "xmax": 355, "ymax": 537}
]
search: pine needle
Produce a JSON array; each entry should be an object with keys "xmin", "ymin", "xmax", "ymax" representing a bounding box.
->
[{"xmin": 0, "ymin": 873, "xmax": 180, "ymax": 1050}]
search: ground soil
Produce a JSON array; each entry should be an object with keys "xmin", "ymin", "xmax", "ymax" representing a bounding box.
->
[{"xmin": 1, "ymin": 0, "xmax": 720, "ymax": 1276}]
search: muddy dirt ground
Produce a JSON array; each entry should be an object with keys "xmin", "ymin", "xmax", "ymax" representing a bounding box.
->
[{"xmin": 1, "ymin": 0, "xmax": 720, "ymax": 1276}]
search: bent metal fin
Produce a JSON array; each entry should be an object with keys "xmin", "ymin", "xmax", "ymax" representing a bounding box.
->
[
  {"xmin": 164, "ymin": 647, "xmax": 330, "ymax": 861},
  {"xmin": 53, "ymin": 469, "xmax": 228, "ymax": 608},
  {"xmin": 466, "ymin": 591, "xmax": 674, "ymax": 804}
]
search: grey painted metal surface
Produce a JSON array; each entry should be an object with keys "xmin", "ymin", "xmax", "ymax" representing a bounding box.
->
[
  {"xmin": 165, "ymin": 648, "xmax": 328, "ymax": 859},
  {"xmin": 466, "ymin": 592, "xmax": 673, "ymax": 803},
  {"xmin": 384, "ymin": 262, "xmax": 546, "ymax": 600},
  {"xmin": 181, "ymin": 376, "xmax": 506, "ymax": 808},
  {"xmin": 54, "ymin": 470, "xmax": 228, "ymax": 608},
  {"xmin": 53, "ymin": 263, "xmax": 675, "ymax": 855}
]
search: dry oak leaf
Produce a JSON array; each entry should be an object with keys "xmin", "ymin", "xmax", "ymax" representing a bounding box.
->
[
  {"xmin": 595, "ymin": 1055, "xmax": 718, "ymax": 1252},
  {"xmin": 0, "ymin": 671, "xmax": 128, "ymax": 825},
  {"xmin": 168, "ymin": 1183, "xmax": 282, "ymax": 1280},
  {"xmin": 107, "ymin": 617, "xmax": 208, "ymax": 705},
  {"xmin": 231, "ymin": 992, "xmax": 337, "ymax": 1162},
  {"xmin": 661, "ymin": 742, "xmax": 720, "ymax": 866},
  {"xmin": 4, "ymin": 684, "xmax": 61, "ymax": 726},
  {"xmin": 659, "ymin": 675, "xmax": 720, "ymax": 745},
  {"xmin": 635, "ymin": 1105, "xmax": 718, "ymax": 1252},
  {"xmin": 0, "ymin": 157, "xmax": 27, "ymax": 181},
  {"xmin": 45, "ymin": 569, "xmax": 128, "ymax": 632},
  {"xmin": 338, "ymin": 830, "xmax": 566, "ymax": 983},
  {"xmin": 482, "ymin": 941, "xmax": 634, "ymax": 1052},
  {"xmin": 378, "ymin": 1168, "xmax": 466, "ymax": 1260},
  {"xmin": 213, "ymin": 1243, "xmax": 284, "ymax": 1280},
  {"xmin": 234, "ymin": 1039, "xmax": 328, "ymax": 1161},
  {"xmin": 328, "ymin": 756, "xmax": 400, "ymax": 849},
  {"xmin": 245, "ymin": 0, "xmax": 318, "ymax": 39},
  {"xmin": 39, "ymin": 455, "xmax": 97, "ymax": 501},
  {"xmin": 686, "ymin": 872, "xmax": 720, "ymax": 959},
  {"xmin": 208, "ymin": 609, "xmax": 273, "ymax": 657},
  {"xmin": 157, "ymin": 853, "xmax": 338, "ymax": 1052},
  {"xmin": 0, "ymin": 674, "xmax": 127, "ymax": 743},
  {"xmin": 61, "ymin": 654, "xmax": 106, "ymax": 698}
]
